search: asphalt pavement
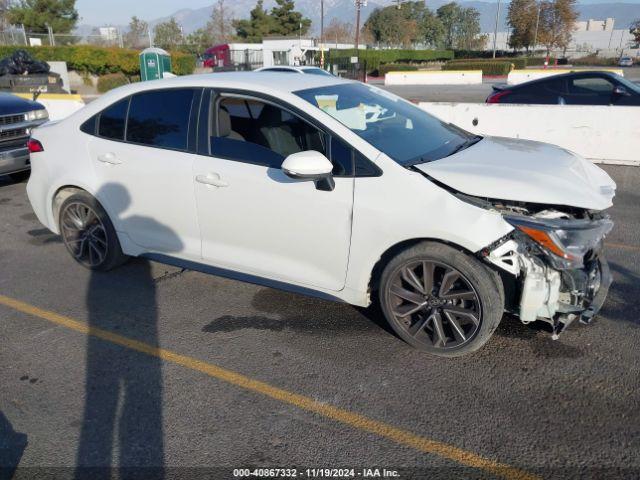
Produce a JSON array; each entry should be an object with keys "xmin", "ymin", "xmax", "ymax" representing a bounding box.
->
[{"xmin": 1, "ymin": 160, "xmax": 639, "ymax": 479}]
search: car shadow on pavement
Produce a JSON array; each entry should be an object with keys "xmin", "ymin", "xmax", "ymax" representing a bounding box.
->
[
  {"xmin": 603, "ymin": 261, "xmax": 640, "ymax": 326},
  {"xmin": 0, "ymin": 412, "xmax": 28, "ymax": 479},
  {"xmin": 75, "ymin": 184, "xmax": 183, "ymax": 479},
  {"xmin": 202, "ymin": 286, "xmax": 397, "ymax": 338}
]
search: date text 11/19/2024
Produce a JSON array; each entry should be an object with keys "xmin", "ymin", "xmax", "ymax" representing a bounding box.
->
[{"xmin": 233, "ymin": 468, "xmax": 401, "ymax": 478}]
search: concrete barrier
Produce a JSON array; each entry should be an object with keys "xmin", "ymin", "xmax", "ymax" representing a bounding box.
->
[
  {"xmin": 385, "ymin": 70, "xmax": 482, "ymax": 86},
  {"xmin": 507, "ymin": 68, "xmax": 624, "ymax": 85},
  {"xmin": 16, "ymin": 93, "xmax": 85, "ymax": 121},
  {"xmin": 419, "ymin": 102, "xmax": 640, "ymax": 165}
]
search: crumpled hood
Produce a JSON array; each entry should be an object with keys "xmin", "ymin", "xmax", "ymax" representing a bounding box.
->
[{"xmin": 415, "ymin": 136, "xmax": 616, "ymax": 210}]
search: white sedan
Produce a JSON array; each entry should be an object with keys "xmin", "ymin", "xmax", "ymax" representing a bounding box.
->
[
  {"xmin": 256, "ymin": 66, "xmax": 334, "ymax": 76},
  {"xmin": 26, "ymin": 72, "xmax": 616, "ymax": 356}
]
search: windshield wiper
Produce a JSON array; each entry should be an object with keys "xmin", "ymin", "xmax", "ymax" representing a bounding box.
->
[{"xmin": 447, "ymin": 135, "xmax": 482, "ymax": 157}]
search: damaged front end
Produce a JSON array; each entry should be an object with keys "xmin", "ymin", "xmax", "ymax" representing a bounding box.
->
[{"xmin": 481, "ymin": 202, "xmax": 613, "ymax": 338}]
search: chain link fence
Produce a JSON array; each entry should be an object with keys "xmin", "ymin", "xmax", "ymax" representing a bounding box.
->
[{"xmin": 0, "ymin": 25, "xmax": 125, "ymax": 47}]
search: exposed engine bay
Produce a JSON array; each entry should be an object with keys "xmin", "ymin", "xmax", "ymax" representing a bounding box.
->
[{"xmin": 476, "ymin": 197, "xmax": 613, "ymax": 338}]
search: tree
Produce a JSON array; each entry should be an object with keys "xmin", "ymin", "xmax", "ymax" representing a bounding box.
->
[
  {"xmin": 364, "ymin": 1, "xmax": 444, "ymax": 47},
  {"xmin": 537, "ymin": 0, "xmax": 578, "ymax": 54},
  {"xmin": 124, "ymin": 16, "xmax": 149, "ymax": 49},
  {"xmin": 507, "ymin": 0, "xmax": 539, "ymax": 51},
  {"xmin": 8, "ymin": 0, "xmax": 78, "ymax": 34},
  {"xmin": 422, "ymin": 10, "xmax": 445, "ymax": 47},
  {"xmin": 234, "ymin": 0, "xmax": 311, "ymax": 42},
  {"xmin": 0, "ymin": 0, "xmax": 12, "ymax": 29},
  {"xmin": 322, "ymin": 18, "xmax": 353, "ymax": 45},
  {"xmin": 436, "ymin": 2, "xmax": 461, "ymax": 49},
  {"xmin": 436, "ymin": 2, "xmax": 482, "ymax": 49},
  {"xmin": 208, "ymin": 0, "xmax": 234, "ymax": 44},
  {"xmin": 630, "ymin": 19, "xmax": 640, "ymax": 48},
  {"xmin": 456, "ymin": 7, "xmax": 482, "ymax": 49},
  {"xmin": 154, "ymin": 17, "xmax": 183, "ymax": 50},
  {"xmin": 269, "ymin": 0, "xmax": 311, "ymax": 37},
  {"xmin": 233, "ymin": 0, "xmax": 274, "ymax": 42}
]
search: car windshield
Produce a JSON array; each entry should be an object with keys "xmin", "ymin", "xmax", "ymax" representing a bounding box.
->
[
  {"xmin": 615, "ymin": 74, "xmax": 640, "ymax": 94},
  {"xmin": 294, "ymin": 82, "xmax": 476, "ymax": 166}
]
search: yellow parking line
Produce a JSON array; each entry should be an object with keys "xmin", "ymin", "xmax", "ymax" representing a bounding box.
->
[
  {"xmin": 606, "ymin": 242, "xmax": 640, "ymax": 252},
  {"xmin": 0, "ymin": 293, "xmax": 538, "ymax": 480}
]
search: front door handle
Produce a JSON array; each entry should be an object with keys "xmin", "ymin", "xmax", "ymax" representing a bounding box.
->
[
  {"xmin": 97, "ymin": 152, "xmax": 122, "ymax": 165},
  {"xmin": 196, "ymin": 173, "xmax": 228, "ymax": 187}
]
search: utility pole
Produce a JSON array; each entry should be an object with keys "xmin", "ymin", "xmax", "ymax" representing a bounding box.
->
[
  {"xmin": 354, "ymin": 0, "xmax": 367, "ymax": 50},
  {"xmin": 492, "ymin": 0, "xmax": 501, "ymax": 58},
  {"xmin": 320, "ymin": 0, "xmax": 325, "ymax": 68}
]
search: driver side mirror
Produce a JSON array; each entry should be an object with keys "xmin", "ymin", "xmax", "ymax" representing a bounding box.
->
[
  {"xmin": 613, "ymin": 85, "xmax": 630, "ymax": 96},
  {"xmin": 282, "ymin": 151, "xmax": 335, "ymax": 191}
]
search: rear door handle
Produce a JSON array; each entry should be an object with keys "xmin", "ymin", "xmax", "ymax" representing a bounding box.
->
[
  {"xmin": 97, "ymin": 152, "xmax": 122, "ymax": 165},
  {"xmin": 196, "ymin": 173, "xmax": 228, "ymax": 187}
]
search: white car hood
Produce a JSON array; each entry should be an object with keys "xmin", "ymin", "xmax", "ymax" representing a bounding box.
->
[{"xmin": 415, "ymin": 136, "xmax": 616, "ymax": 210}]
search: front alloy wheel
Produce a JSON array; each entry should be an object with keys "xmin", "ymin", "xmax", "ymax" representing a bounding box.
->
[
  {"xmin": 387, "ymin": 260, "xmax": 482, "ymax": 350},
  {"xmin": 379, "ymin": 242, "xmax": 504, "ymax": 356}
]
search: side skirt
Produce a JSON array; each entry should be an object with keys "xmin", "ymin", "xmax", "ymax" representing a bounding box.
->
[{"xmin": 141, "ymin": 253, "xmax": 346, "ymax": 304}]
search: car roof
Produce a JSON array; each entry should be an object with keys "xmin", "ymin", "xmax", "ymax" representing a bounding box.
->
[
  {"xmin": 81, "ymin": 71, "xmax": 354, "ymax": 117},
  {"xmin": 508, "ymin": 70, "xmax": 620, "ymax": 90},
  {"xmin": 127, "ymin": 71, "xmax": 349, "ymax": 94}
]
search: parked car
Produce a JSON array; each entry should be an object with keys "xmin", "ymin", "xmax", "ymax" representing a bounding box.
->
[
  {"xmin": 486, "ymin": 71, "xmax": 640, "ymax": 106},
  {"xmin": 27, "ymin": 72, "xmax": 616, "ymax": 356},
  {"xmin": 618, "ymin": 56, "xmax": 633, "ymax": 67},
  {"xmin": 0, "ymin": 92, "xmax": 48, "ymax": 182},
  {"xmin": 256, "ymin": 66, "xmax": 334, "ymax": 76}
]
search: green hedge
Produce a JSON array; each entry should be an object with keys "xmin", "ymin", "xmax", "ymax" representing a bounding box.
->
[
  {"xmin": 328, "ymin": 49, "xmax": 454, "ymax": 71},
  {"xmin": 0, "ymin": 45, "xmax": 195, "ymax": 76},
  {"xmin": 377, "ymin": 63, "xmax": 420, "ymax": 76},
  {"xmin": 97, "ymin": 72, "xmax": 130, "ymax": 93},
  {"xmin": 447, "ymin": 57, "xmax": 527, "ymax": 69},
  {"xmin": 442, "ymin": 61, "xmax": 512, "ymax": 75}
]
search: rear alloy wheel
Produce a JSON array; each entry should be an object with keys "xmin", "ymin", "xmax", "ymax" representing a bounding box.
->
[
  {"xmin": 58, "ymin": 192, "xmax": 128, "ymax": 271},
  {"xmin": 379, "ymin": 242, "xmax": 504, "ymax": 357}
]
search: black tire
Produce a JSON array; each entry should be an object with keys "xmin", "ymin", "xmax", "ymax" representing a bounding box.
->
[
  {"xmin": 9, "ymin": 170, "xmax": 30, "ymax": 183},
  {"xmin": 58, "ymin": 191, "xmax": 129, "ymax": 271},
  {"xmin": 378, "ymin": 241, "xmax": 504, "ymax": 357}
]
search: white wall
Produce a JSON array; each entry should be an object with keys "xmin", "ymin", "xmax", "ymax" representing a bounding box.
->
[
  {"xmin": 507, "ymin": 68, "xmax": 623, "ymax": 84},
  {"xmin": 385, "ymin": 70, "xmax": 482, "ymax": 85},
  {"xmin": 419, "ymin": 102, "xmax": 640, "ymax": 165}
]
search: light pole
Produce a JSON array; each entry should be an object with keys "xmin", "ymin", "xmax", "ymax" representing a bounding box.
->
[{"xmin": 492, "ymin": 0, "xmax": 501, "ymax": 58}]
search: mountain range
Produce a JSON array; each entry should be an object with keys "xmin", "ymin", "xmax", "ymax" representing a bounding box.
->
[{"xmin": 76, "ymin": 0, "xmax": 640, "ymax": 37}]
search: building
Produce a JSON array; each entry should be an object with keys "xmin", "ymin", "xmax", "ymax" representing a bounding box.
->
[
  {"xmin": 98, "ymin": 27, "xmax": 118, "ymax": 42},
  {"xmin": 484, "ymin": 18, "xmax": 637, "ymax": 57}
]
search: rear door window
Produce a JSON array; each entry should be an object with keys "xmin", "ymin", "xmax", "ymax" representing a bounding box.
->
[
  {"xmin": 126, "ymin": 89, "xmax": 196, "ymax": 150},
  {"xmin": 98, "ymin": 98, "xmax": 129, "ymax": 140}
]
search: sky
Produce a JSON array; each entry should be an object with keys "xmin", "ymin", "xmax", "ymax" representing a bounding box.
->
[
  {"xmin": 75, "ymin": 0, "xmax": 212, "ymax": 26},
  {"xmin": 76, "ymin": 0, "xmax": 640, "ymax": 27}
]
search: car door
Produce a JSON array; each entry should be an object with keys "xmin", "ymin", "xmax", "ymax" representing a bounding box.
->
[
  {"xmin": 192, "ymin": 90, "xmax": 354, "ymax": 291},
  {"xmin": 87, "ymin": 88, "xmax": 202, "ymax": 256}
]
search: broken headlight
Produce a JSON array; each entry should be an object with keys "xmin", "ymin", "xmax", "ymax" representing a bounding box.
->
[{"xmin": 505, "ymin": 215, "xmax": 613, "ymax": 269}]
